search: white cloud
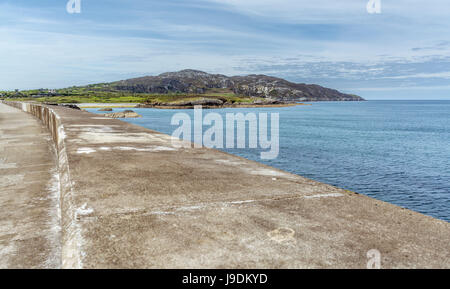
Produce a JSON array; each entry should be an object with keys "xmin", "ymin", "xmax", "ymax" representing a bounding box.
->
[
  {"xmin": 204, "ymin": 0, "xmax": 450, "ymax": 23},
  {"xmin": 203, "ymin": 0, "xmax": 367, "ymax": 23},
  {"xmin": 382, "ymin": 71, "xmax": 450, "ymax": 80}
]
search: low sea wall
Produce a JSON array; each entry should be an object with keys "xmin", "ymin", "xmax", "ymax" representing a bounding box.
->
[{"xmin": 2, "ymin": 101, "xmax": 449, "ymax": 268}]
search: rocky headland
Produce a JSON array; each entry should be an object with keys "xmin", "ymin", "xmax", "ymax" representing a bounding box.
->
[{"xmin": 113, "ymin": 69, "xmax": 364, "ymax": 102}]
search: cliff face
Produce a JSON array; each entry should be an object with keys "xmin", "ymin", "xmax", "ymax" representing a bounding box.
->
[
  {"xmin": 112, "ymin": 69, "xmax": 364, "ymax": 101},
  {"xmin": 229, "ymin": 74, "xmax": 363, "ymax": 101}
]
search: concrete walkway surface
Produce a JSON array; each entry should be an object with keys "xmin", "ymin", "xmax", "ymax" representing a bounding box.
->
[{"xmin": 0, "ymin": 103, "xmax": 60, "ymax": 268}]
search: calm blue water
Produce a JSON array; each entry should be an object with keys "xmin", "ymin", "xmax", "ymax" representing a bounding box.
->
[{"xmin": 86, "ymin": 101, "xmax": 450, "ymax": 221}]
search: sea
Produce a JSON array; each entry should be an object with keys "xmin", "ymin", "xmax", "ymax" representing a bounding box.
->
[{"xmin": 86, "ymin": 100, "xmax": 450, "ymax": 222}]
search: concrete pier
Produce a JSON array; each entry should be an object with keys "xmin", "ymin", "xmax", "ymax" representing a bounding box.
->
[{"xmin": 0, "ymin": 101, "xmax": 449, "ymax": 268}]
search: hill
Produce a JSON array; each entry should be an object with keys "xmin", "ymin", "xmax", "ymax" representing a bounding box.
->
[{"xmin": 111, "ymin": 69, "xmax": 364, "ymax": 102}]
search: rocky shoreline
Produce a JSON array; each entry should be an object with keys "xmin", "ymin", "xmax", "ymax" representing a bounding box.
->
[
  {"xmin": 135, "ymin": 97, "xmax": 308, "ymax": 109},
  {"xmin": 74, "ymin": 99, "xmax": 310, "ymax": 110},
  {"xmin": 135, "ymin": 103, "xmax": 306, "ymax": 109},
  {"xmin": 101, "ymin": 110, "xmax": 142, "ymax": 118}
]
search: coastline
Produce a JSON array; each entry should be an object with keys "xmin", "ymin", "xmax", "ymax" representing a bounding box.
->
[
  {"xmin": 77, "ymin": 102, "xmax": 310, "ymax": 109},
  {"xmin": 76, "ymin": 103, "xmax": 139, "ymax": 108}
]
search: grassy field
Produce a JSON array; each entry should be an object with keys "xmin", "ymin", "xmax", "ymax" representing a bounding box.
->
[
  {"xmin": 5, "ymin": 95, "xmax": 147, "ymax": 103},
  {"xmin": 1, "ymin": 87, "xmax": 262, "ymax": 104},
  {"xmin": 2, "ymin": 94, "xmax": 262, "ymax": 104}
]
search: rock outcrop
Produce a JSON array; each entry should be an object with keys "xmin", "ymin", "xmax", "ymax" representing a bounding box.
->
[{"xmin": 102, "ymin": 110, "xmax": 141, "ymax": 118}]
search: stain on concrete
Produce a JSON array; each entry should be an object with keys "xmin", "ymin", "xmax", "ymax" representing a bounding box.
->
[
  {"xmin": 268, "ymin": 228, "xmax": 296, "ymax": 244},
  {"xmin": 0, "ymin": 174, "xmax": 24, "ymax": 187},
  {"xmin": 77, "ymin": 148, "xmax": 96, "ymax": 154}
]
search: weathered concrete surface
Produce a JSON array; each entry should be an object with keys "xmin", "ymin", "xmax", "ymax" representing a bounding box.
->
[
  {"xmin": 0, "ymin": 103, "xmax": 60, "ymax": 269},
  {"xmin": 1, "ymin": 101, "xmax": 450, "ymax": 269}
]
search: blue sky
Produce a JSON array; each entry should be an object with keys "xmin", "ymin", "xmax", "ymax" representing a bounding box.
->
[{"xmin": 1, "ymin": 0, "xmax": 450, "ymax": 99}]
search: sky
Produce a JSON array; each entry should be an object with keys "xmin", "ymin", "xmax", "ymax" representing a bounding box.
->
[{"xmin": 0, "ymin": 0, "xmax": 450, "ymax": 99}]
